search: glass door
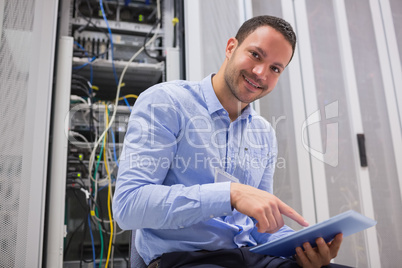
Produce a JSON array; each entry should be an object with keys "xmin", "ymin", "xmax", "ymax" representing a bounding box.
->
[{"xmin": 345, "ymin": 0, "xmax": 402, "ymax": 266}]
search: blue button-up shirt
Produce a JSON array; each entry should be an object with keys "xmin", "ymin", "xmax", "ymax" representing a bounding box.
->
[{"xmin": 113, "ymin": 74, "xmax": 294, "ymax": 264}]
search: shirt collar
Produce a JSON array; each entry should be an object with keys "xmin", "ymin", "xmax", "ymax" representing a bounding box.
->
[
  {"xmin": 201, "ymin": 74, "xmax": 224, "ymax": 115},
  {"xmin": 201, "ymin": 74, "xmax": 257, "ymax": 122},
  {"xmin": 239, "ymin": 105, "xmax": 256, "ymax": 123}
]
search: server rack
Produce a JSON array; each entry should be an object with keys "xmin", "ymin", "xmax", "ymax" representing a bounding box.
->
[{"xmin": 46, "ymin": 0, "xmax": 182, "ymax": 267}]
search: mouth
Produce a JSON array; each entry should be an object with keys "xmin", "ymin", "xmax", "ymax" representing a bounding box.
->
[{"xmin": 243, "ymin": 75, "xmax": 262, "ymax": 89}]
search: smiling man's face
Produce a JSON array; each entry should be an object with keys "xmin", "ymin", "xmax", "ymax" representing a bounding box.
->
[{"xmin": 223, "ymin": 25, "xmax": 293, "ymax": 108}]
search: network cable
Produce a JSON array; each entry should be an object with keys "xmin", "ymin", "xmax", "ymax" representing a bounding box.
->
[
  {"xmin": 73, "ymin": 41, "xmax": 95, "ymax": 85},
  {"xmin": 88, "ymin": 208, "xmax": 96, "ymax": 268},
  {"xmin": 87, "ymin": 0, "xmax": 162, "ymax": 184},
  {"xmin": 99, "ymin": 0, "xmax": 119, "ymax": 86},
  {"xmin": 102, "ymin": 103, "xmax": 114, "ymax": 268}
]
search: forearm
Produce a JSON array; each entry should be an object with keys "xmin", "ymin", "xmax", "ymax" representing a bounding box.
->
[{"xmin": 113, "ymin": 177, "xmax": 232, "ymax": 230}]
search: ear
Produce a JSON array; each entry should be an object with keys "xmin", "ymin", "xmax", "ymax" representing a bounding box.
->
[{"xmin": 225, "ymin": 37, "xmax": 238, "ymax": 59}]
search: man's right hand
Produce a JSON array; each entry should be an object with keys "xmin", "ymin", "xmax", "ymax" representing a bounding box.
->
[{"xmin": 230, "ymin": 183, "xmax": 309, "ymax": 233}]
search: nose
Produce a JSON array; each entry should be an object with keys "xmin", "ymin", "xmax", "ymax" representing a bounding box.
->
[{"xmin": 252, "ymin": 63, "xmax": 268, "ymax": 80}]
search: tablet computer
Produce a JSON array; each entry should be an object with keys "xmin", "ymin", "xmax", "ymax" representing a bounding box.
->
[{"xmin": 250, "ymin": 210, "xmax": 376, "ymax": 257}]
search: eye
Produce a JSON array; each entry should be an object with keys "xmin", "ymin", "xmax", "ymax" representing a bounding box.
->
[
  {"xmin": 271, "ymin": 66, "xmax": 281, "ymax": 73},
  {"xmin": 251, "ymin": 51, "xmax": 260, "ymax": 59}
]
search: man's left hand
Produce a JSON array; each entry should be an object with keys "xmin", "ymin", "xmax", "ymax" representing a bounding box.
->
[{"xmin": 294, "ymin": 233, "xmax": 343, "ymax": 268}]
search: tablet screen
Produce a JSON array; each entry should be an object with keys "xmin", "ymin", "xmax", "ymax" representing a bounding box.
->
[{"xmin": 250, "ymin": 210, "xmax": 377, "ymax": 257}]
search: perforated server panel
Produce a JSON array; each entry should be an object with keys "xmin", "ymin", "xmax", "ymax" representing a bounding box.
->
[{"xmin": 0, "ymin": 0, "xmax": 59, "ymax": 267}]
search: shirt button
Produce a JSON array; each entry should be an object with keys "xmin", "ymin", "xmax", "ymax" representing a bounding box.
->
[
  {"xmin": 179, "ymin": 226, "xmax": 184, "ymax": 229},
  {"xmin": 210, "ymin": 214, "xmax": 214, "ymax": 218},
  {"xmin": 222, "ymin": 111, "xmax": 227, "ymax": 115},
  {"xmin": 223, "ymin": 212, "xmax": 228, "ymax": 216}
]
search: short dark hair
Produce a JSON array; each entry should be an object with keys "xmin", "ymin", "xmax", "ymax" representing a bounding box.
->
[{"xmin": 235, "ymin": 15, "xmax": 297, "ymax": 63}]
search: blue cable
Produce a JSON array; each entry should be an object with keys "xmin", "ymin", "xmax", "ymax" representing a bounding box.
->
[
  {"xmin": 72, "ymin": 62, "xmax": 90, "ymax": 70},
  {"xmin": 72, "ymin": 60, "xmax": 95, "ymax": 71},
  {"xmin": 90, "ymin": 61, "xmax": 94, "ymax": 89},
  {"xmin": 73, "ymin": 41, "xmax": 94, "ymax": 86},
  {"xmin": 98, "ymin": 184, "xmax": 108, "ymax": 192},
  {"xmin": 109, "ymin": 127, "xmax": 119, "ymax": 167},
  {"xmin": 122, "ymin": 96, "xmax": 132, "ymax": 112},
  {"xmin": 73, "ymin": 41, "xmax": 87, "ymax": 55},
  {"xmin": 88, "ymin": 213, "xmax": 96, "ymax": 268},
  {"xmin": 99, "ymin": 0, "xmax": 119, "ymax": 86},
  {"xmin": 98, "ymin": 178, "xmax": 116, "ymax": 192},
  {"xmin": 108, "ymin": 97, "xmax": 132, "ymax": 168}
]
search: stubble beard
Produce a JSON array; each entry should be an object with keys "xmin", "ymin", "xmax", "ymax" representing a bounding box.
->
[
  {"xmin": 224, "ymin": 69, "xmax": 260, "ymax": 105},
  {"xmin": 224, "ymin": 54, "xmax": 250, "ymax": 105}
]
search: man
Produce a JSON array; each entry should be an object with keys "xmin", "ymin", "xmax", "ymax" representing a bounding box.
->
[{"xmin": 113, "ymin": 15, "xmax": 343, "ymax": 267}]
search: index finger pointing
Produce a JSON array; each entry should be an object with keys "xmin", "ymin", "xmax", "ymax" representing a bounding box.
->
[{"xmin": 278, "ymin": 200, "xmax": 309, "ymax": 227}]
